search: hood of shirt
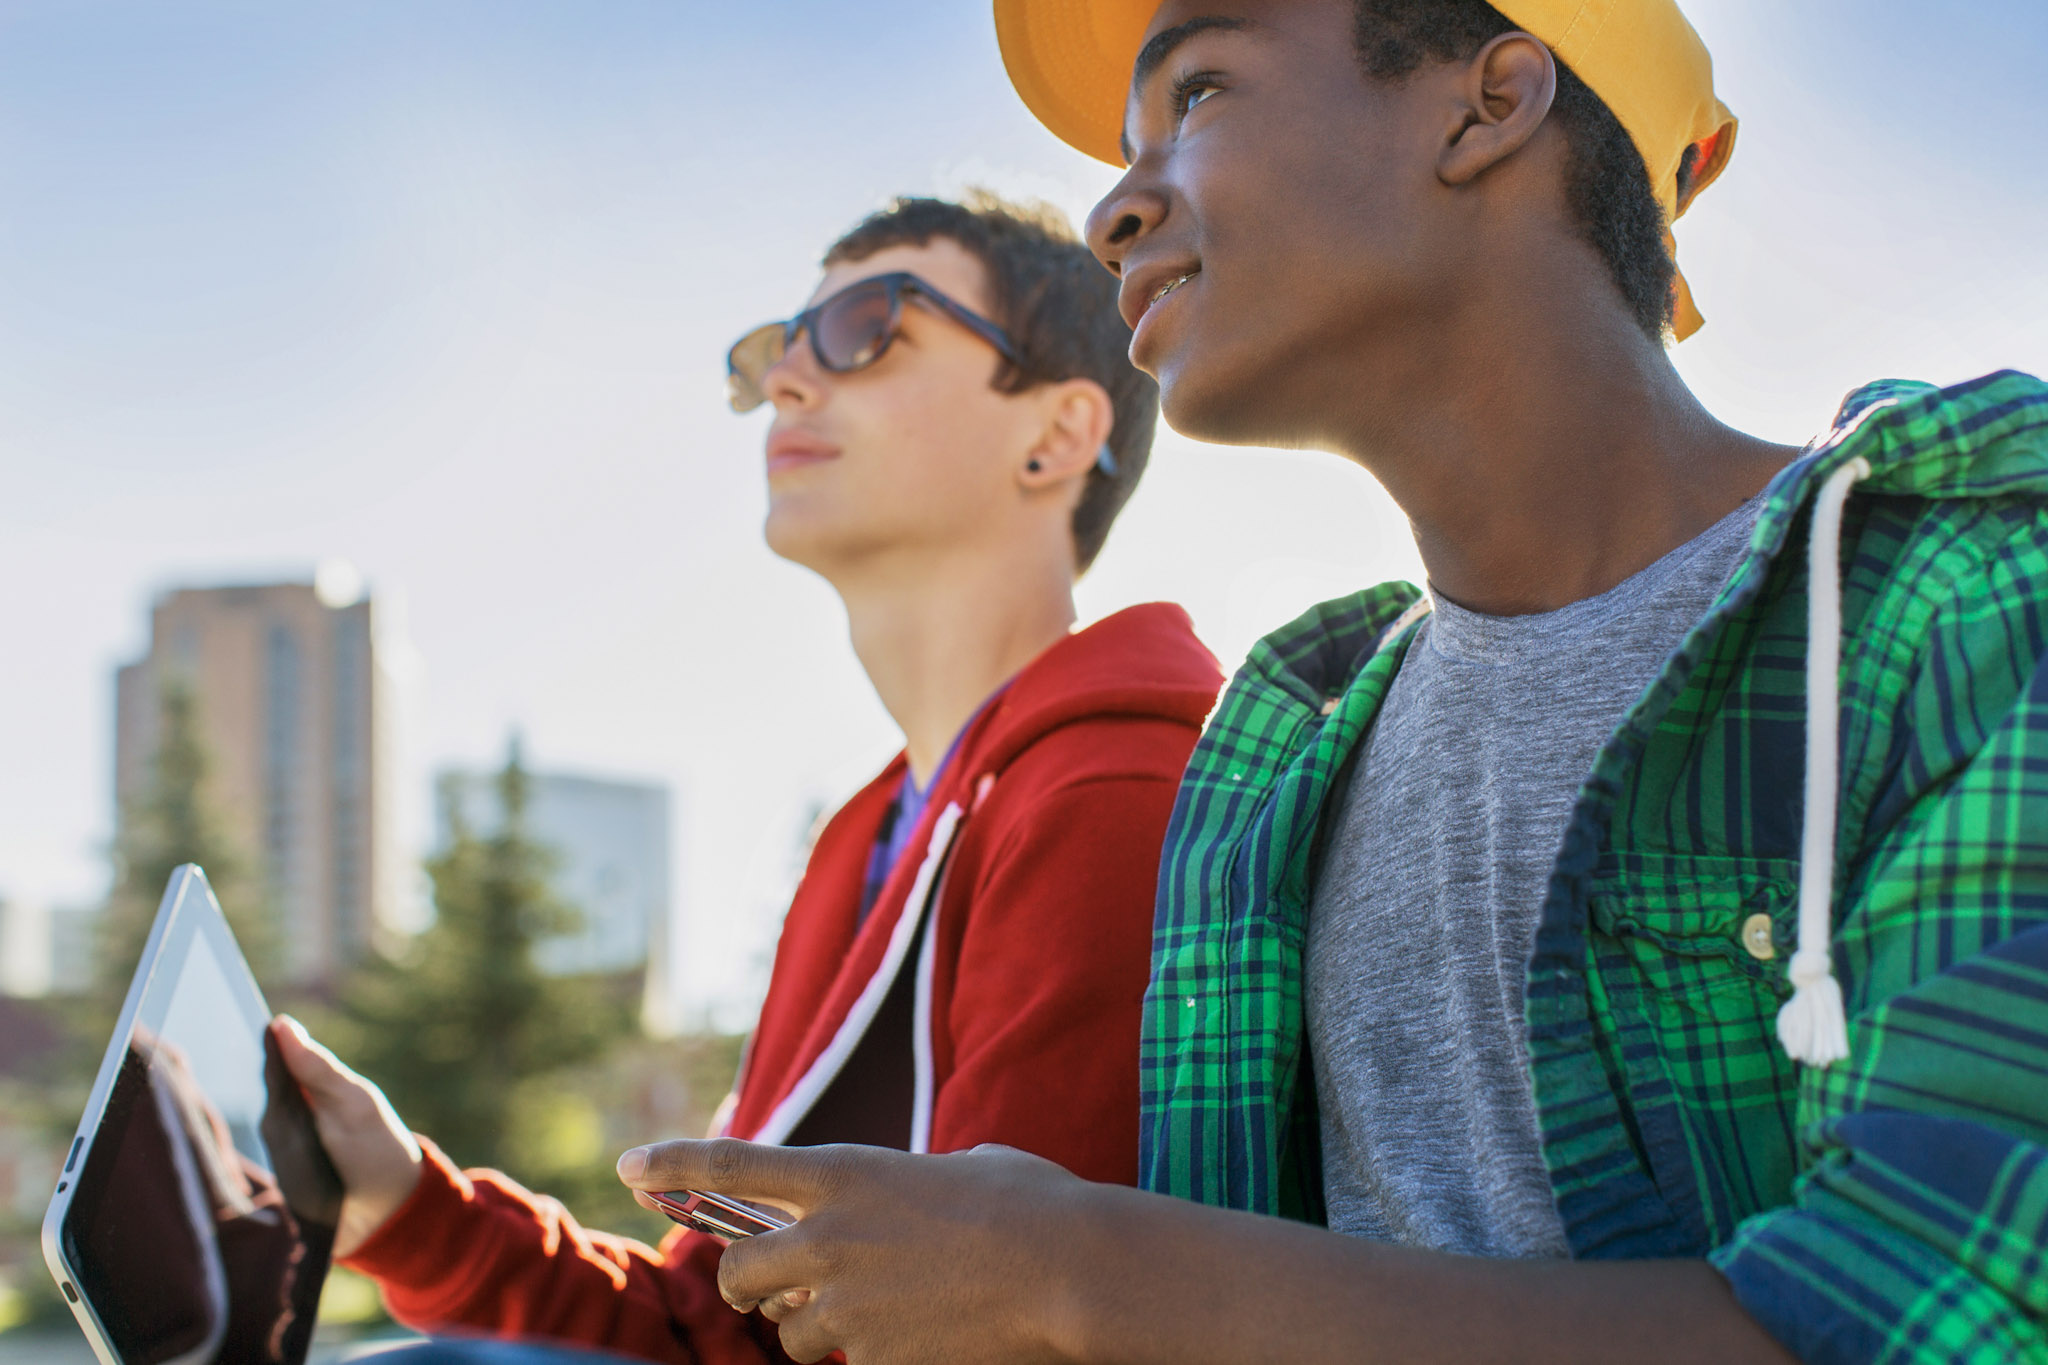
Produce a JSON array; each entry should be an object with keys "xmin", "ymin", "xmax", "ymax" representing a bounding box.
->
[{"xmin": 960, "ymin": 601, "xmax": 1224, "ymax": 781}]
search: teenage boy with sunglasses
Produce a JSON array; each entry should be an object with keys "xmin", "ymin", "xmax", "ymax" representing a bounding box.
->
[
  {"xmin": 272, "ymin": 193, "xmax": 1222, "ymax": 1363},
  {"xmin": 617, "ymin": 3, "xmax": 2048, "ymax": 1363}
]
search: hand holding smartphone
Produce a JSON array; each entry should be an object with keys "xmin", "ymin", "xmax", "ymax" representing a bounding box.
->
[{"xmin": 648, "ymin": 1189, "xmax": 792, "ymax": 1243}]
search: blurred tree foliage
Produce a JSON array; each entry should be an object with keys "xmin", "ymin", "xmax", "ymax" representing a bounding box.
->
[
  {"xmin": 334, "ymin": 739, "xmax": 633, "ymax": 1176},
  {"xmin": 94, "ymin": 679, "xmax": 271, "ymax": 1022}
]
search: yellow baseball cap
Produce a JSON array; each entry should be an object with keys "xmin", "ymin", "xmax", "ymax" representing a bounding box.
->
[{"xmin": 994, "ymin": 0, "xmax": 1736, "ymax": 339}]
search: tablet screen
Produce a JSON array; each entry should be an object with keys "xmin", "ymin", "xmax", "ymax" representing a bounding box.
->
[{"xmin": 60, "ymin": 880, "xmax": 339, "ymax": 1365}]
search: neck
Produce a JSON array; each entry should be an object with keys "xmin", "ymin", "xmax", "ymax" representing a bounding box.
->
[
  {"xmin": 833, "ymin": 542, "xmax": 1077, "ymax": 786},
  {"xmin": 1322, "ymin": 265, "xmax": 1798, "ymax": 616}
]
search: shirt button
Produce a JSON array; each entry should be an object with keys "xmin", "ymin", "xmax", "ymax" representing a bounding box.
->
[{"xmin": 1741, "ymin": 913, "xmax": 1776, "ymax": 961}]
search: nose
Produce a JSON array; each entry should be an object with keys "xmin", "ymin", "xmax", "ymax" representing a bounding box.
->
[
  {"xmin": 762, "ymin": 330, "xmax": 825, "ymax": 413},
  {"xmin": 1085, "ymin": 171, "xmax": 1169, "ymax": 278}
]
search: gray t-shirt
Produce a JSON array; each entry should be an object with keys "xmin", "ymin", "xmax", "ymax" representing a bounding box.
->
[{"xmin": 1306, "ymin": 497, "xmax": 1760, "ymax": 1257}]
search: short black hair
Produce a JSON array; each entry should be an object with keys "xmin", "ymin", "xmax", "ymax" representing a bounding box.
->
[
  {"xmin": 1353, "ymin": 0, "xmax": 1686, "ymax": 339},
  {"xmin": 825, "ymin": 192, "xmax": 1157, "ymax": 573}
]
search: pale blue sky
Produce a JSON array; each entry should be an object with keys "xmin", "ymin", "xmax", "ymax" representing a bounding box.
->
[{"xmin": 2, "ymin": 1, "xmax": 2043, "ymax": 1023}]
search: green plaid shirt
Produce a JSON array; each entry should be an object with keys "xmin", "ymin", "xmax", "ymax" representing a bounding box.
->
[{"xmin": 1142, "ymin": 372, "xmax": 2048, "ymax": 1364}]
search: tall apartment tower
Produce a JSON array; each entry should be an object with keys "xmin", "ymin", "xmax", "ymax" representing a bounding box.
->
[{"xmin": 114, "ymin": 575, "xmax": 403, "ymax": 986}]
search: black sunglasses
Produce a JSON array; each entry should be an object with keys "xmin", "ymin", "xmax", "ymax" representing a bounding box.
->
[{"xmin": 725, "ymin": 271, "xmax": 1022, "ymax": 414}]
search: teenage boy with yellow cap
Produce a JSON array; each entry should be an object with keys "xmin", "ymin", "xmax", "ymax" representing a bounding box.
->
[{"xmin": 618, "ymin": 3, "xmax": 2048, "ymax": 1362}]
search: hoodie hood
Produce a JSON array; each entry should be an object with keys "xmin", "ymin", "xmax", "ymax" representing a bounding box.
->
[
  {"xmin": 1744, "ymin": 371, "xmax": 2048, "ymax": 572},
  {"xmin": 965, "ymin": 602, "xmax": 1223, "ymax": 781},
  {"xmin": 1816, "ymin": 371, "xmax": 2048, "ymax": 499}
]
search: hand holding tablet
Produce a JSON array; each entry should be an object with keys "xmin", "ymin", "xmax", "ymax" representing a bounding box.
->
[
  {"xmin": 44, "ymin": 867, "xmax": 345, "ymax": 1365},
  {"xmin": 265, "ymin": 1016, "xmax": 425, "ymax": 1260}
]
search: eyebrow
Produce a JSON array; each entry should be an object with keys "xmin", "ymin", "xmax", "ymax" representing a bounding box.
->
[{"xmin": 1120, "ymin": 16, "xmax": 1254, "ymax": 162}]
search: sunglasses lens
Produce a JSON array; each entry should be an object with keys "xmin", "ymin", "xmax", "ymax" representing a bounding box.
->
[
  {"xmin": 726, "ymin": 323, "xmax": 786, "ymax": 412},
  {"xmin": 812, "ymin": 279, "xmax": 897, "ymax": 373}
]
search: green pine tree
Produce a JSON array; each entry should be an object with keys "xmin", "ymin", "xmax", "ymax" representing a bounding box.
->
[
  {"xmin": 336, "ymin": 738, "xmax": 630, "ymax": 1174},
  {"xmin": 95, "ymin": 679, "xmax": 270, "ymax": 1018}
]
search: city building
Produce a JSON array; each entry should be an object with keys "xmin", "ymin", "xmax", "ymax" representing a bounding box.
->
[
  {"xmin": 0, "ymin": 897, "xmax": 107, "ymax": 999},
  {"xmin": 114, "ymin": 570, "xmax": 405, "ymax": 986},
  {"xmin": 435, "ymin": 766, "xmax": 676, "ymax": 1031},
  {"xmin": 47, "ymin": 904, "xmax": 100, "ymax": 997},
  {"xmin": 0, "ymin": 896, "xmax": 50, "ymax": 998}
]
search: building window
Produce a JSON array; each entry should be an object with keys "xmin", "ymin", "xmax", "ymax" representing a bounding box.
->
[{"xmin": 264, "ymin": 623, "xmax": 302, "ymax": 906}]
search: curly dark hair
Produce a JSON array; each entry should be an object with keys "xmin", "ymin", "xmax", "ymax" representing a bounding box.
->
[
  {"xmin": 1354, "ymin": 0, "xmax": 1697, "ymax": 339},
  {"xmin": 825, "ymin": 192, "xmax": 1158, "ymax": 574}
]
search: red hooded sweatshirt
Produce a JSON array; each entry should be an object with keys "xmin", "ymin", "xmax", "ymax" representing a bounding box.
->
[{"xmin": 344, "ymin": 603, "xmax": 1223, "ymax": 1363}]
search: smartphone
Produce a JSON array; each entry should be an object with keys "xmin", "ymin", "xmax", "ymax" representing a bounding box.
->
[{"xmin": 648, "ymin": 1189, "xmax": 792, "ymax": 1243}]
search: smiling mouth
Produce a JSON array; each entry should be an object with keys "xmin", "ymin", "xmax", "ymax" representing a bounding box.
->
[{"xmin": 1150, "ymin": 271, "xmax": 1198, "ymax": 308}]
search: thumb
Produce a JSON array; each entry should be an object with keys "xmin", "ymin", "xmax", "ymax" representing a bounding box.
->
[
  {"xmin": 618, "ymin": 1137, "xmax": 842, "ymax": 1219},
  {"xmin": 271, "ymin": 1015, "xmax": 357, "ymax": 1101}
]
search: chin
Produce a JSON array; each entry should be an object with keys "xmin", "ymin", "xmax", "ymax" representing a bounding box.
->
[
  {"xmin": 1158, "ymin": 362, "xmax": 1296, "ymax": 448},
  {"xmin": 1161, "ymin": 316, "xmax": 1348, "ymax": 450},
  {"xmin": 764, "ymin": 506, "xmax": 894, "ymax": 583},
  {"xmin": 762, "ymin": 506, "xmax": 829, "ymax": 571}
]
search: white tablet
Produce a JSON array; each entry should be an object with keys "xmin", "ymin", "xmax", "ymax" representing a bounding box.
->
[{"xmin": 42, "ymin": 865, "xmax": 343, "ymax": 1365}]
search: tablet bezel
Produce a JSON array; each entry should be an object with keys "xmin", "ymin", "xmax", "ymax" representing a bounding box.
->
[{"xmin": 39, "ymin": 864, "xmax": 298, "ymax": 1365}]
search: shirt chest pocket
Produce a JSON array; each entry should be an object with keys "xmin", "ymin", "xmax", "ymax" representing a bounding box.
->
[{"xmin": 1585, "ymin": 852, "xmax": 1799, "ymax": 993}]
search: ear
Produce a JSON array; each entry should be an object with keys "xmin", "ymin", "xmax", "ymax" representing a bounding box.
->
[
  {"xmin": 1018, "ymin": 378, "xmax": 1115, "ymax": 494},
  {"xmin": 1437, "ymin": 32, "xmax": 1556, "ymax": 188}
]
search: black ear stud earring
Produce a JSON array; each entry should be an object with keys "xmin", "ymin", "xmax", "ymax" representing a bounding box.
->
[{"xmin": 1026, "ymin": 458, "xmax": 1043, "ymax": 473}]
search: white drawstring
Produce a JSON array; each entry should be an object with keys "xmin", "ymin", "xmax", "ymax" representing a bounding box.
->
[{"xmin": 1777, "ymin": 456, "xmax": 1871, "ymax": 1069}]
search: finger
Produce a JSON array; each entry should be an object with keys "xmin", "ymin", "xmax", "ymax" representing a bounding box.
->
[
  {"xmin": 753, "ymin": 1288, "xmax": 813, "ymax": 1323},
  {"xmin": 272, "ymin": 1017, "xmax": 361, "ymax": 1100},
  {"xmin": 272, "ymin": 1017, "xmax": 340, "ymax": 1084},
  {"xmin": 615, "ymin": 1137, "xmax": 833, "ymax": 1215},
  {"xmin": 772, "ymin": 1299, "xmax": 840, "ymax": 1365},
  {"xmin": 716, "ymin": 1222, "xmax": 815, "ymax": 1314}
]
